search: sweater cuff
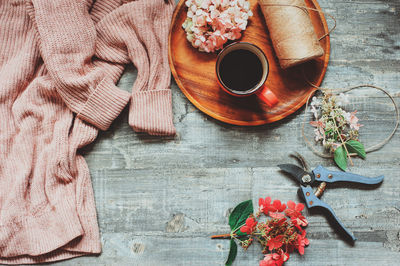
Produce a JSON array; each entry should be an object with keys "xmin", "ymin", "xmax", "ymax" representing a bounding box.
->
[
  {"xmin": 129, "ymin": 89, "xmax": 176, "ymax": 136},
  {"xmin": 77, "ymin": 78, "xmax": 131, "ymax": 131}
]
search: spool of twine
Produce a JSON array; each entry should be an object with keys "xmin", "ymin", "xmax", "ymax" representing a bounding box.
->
[{"xmin": 258, "ymin": 0, "xmax": 324, "ymax": 69}]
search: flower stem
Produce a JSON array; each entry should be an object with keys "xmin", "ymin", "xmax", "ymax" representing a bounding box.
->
[
  {"xmin": 211, "ymin": 233, "xmax": 233, "ymax": 239},
  {"xmin": 210, "ymin": 234, "xmax": 246, "ymax": 244},
  {"xmin": 231, "ymin": 235, "xmax": 246, "ymax": 244},
  {"xmin": 210, "ymin": 222, "xmax": 246, "ymax": 239},
  {"xmin": 332, "ymin": 113, "xmax": 353, "ymax": 166}
]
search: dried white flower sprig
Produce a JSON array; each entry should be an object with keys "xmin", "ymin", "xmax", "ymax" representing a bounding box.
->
[
  {"xmin": 182, "ymin": 0, "xmax": 253, "ymax": 53},
  {"xmin": 310, "ymin": 92, "xmax": 365, "ymax": 170}
]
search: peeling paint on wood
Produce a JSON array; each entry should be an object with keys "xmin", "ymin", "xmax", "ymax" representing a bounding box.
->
[{"xmin": 166, "ymin": 214, "xmax": 186, "ymax": 233}]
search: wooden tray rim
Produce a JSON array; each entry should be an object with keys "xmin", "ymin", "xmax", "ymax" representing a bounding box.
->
[{"xmin": 168, "ymin": 0, "xmax": 330, "ymax": 126}]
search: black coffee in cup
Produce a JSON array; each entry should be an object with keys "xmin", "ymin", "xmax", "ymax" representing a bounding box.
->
[
  {"xmin": 216, "ymin": 42, "xmax": 278, "ymax": 107},
  {"xmin": 218, "ymin": 49, "xmax": 263, "ymax": 92}
]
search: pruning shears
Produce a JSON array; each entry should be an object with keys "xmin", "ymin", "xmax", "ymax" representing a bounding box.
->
[{"xmin": 278, "ymin": 153, "xmax": 384, "ymax": 242}]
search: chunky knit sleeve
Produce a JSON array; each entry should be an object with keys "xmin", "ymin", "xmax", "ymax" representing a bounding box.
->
[
  {"xmin": 29, "ymin": 0, "xmax": 131, "ymax": 131},
  {"xmin": 94, "ymin": 0, "xmax": 176, "ymax": 136}
]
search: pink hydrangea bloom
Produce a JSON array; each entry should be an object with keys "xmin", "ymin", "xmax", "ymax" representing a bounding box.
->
[
  {"xmin": 182, "ymin": 0, "xmax": 253, "ymax": 52},
  {"xmin": 349, "ymin": 110, "xmax": 363, "ymax": 130}
]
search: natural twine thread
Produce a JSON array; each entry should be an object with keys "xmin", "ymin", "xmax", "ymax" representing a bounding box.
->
[
  {"xmin": 261, "ymin": 2, "xmax": 399, "ymax": 158},
  {"xmin": 259, "ymin": 0, "xmax": 337, "ymax": 68},
  {"xmin": 259, "ymin": 3, "xmax": 337, "ymax": 43}
]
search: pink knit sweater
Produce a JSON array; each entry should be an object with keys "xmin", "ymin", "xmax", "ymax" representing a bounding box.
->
[{"xmin": 0, "ymin": 0, "xmax": 175, "ymax": 263}]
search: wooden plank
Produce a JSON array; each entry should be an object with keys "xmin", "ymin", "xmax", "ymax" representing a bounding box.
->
[{"xmin": 53, "ymin": 235, "xmax": 400, "ymax": 266}]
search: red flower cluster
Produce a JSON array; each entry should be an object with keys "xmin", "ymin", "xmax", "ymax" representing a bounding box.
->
[
  {"xmin": 258, "ymin": 197, "xmax": 287, "ymax": 219},
  {"xmin": 240, "ymin": 217, "xmax": 258, "ymax": 234},
  {"xmin": 240, "ymin": 197, "xmax": 309, "ymax": 266},
  {"xmin": 260, "ymin": 252, "xmax": 283, "ymax": 266},
  {"xmin": 285, "ymin": 200, "xmax": 308, "ymax": 229}
]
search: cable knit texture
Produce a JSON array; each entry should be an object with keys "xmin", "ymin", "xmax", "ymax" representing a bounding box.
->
[{"xmin": 0, "ymin": 0, "xmax": 175, "ymax": 263}]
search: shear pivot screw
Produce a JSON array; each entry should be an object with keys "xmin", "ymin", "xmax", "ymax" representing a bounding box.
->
[
  {"xmin": 302, "ymin": 174, "xmax": 312, "ymax": 183},
  {"xmin": 328, "ymin": 174, "xmax": 333, "ymax": 179},
  {"xmin": 306, "ymin": 192, "xmax": 310, "ymax": 196},
  {"xmin": 316, "ymin": 174, "xmax": 321, "ymax": 178}
]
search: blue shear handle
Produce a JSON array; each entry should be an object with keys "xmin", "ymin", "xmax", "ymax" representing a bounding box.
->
[
  {"xmin": 300, "ymin": 186, "xmax": 357, "ymax": 242},
  {"xmin": 313, "ymin": 165, "xmax": 384, "ymax": 184}
]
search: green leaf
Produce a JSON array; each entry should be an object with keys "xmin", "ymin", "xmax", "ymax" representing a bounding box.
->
[
  {"xmin": 346, "ymin": 140, "xmax": 366, "ymax": 159},
  {"xmin": 334, "ymin": 145, "xmax": 347, "ymax": 171},
  {"xmin": 228, "ymin": 200, "xmax": 253, "ymax": 231},
  {"xmin": 225, "ymin": 239, "xmax": 237, "ymax": 266}
]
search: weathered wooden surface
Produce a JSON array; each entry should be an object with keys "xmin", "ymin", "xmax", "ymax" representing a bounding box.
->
[{"xmin": 58, "ymin": 0, "xmax": 400, "ymax": 265}]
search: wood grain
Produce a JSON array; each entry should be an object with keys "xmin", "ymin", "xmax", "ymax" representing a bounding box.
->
[
  {"xmin": 54, "ymin": 0, "xmax": 400, "ymax": 265},
  {"xmin": 168, "ymin": 0, "xmax": 330, "ymax": 125}
]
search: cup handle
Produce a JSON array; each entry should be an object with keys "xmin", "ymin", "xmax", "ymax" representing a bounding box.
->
[{"xmin": 256, "ymin": 85, "xmax": 279, "ymax": 107}]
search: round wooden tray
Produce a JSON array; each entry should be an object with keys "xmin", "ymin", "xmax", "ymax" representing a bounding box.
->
[{"xmin": 168, "ymin": 0, "xmax": 330, "ymax": 125}]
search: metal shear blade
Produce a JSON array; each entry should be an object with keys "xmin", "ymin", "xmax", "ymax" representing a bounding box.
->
[{"xmin": 278, "ymin": 164, "xmax": 314, "ymax": 186}]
